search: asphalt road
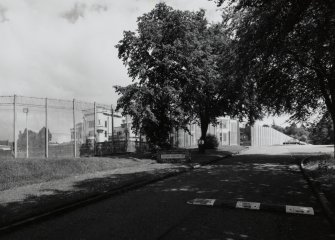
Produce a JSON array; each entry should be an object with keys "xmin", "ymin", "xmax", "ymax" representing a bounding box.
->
[{"xmin": 2, "ymin": 152, "xmax": 335, "ymax": 240}]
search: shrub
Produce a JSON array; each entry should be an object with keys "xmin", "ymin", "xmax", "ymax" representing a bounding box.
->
[{"xmin": 205, "ymin": 134, "xmax": 219, "ymax": 149}]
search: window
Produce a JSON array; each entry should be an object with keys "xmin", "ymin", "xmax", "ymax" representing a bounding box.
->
[
  {"xmin": 220, "ymin": 133, "xmax": 222, "ymax": 142},
  {"xmin": 88, "ymin": 121, "xmax": 94, "ymax": 128},
  {"xmin": 98, "ymin": 119, "xmax": 101, "ymax": 125},
  {"xmin": 89, "ymin": 130, "xmax": 94, "ymax": 136},
  {"xmin": 223, "ymin": 133, "xmax": 227, "ymax": 142},
  {"xmin": 222, "ymin": 120, "xmax": 227, "ymax": 129},
  {"xmin": 105, "ymin": 121, "xmax": 107, "ymax": 127},
  {"xmin": 105, "ymin": 131, "xmax": 107, "ymax": 137}
]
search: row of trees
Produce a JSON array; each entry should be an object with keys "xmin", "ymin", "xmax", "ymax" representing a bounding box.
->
[
  {"xmin": 115, "ymin": 1, "xmax": 335, "ymax": 151},
  {"xmin": 17, "ymin": 127, "xmax": 52, "ymax": 149}
]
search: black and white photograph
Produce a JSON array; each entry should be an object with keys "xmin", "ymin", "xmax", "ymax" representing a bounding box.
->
[{"xmin": 0, "ymin": 0, "xmax": 334, "ymax": 239}]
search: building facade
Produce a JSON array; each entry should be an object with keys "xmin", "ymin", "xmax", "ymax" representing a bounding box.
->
[
  {"xmin": 172, "ymin": 117, "xmax": 240, "ymax": 148},
  {"xmin": 70, "ymin": 107, "xmax": 140, "ymax": 144}
]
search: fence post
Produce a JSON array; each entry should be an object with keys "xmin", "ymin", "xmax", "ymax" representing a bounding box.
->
[
  {"xmin": 45, "ymin": 98, "xmax": 48, "ymax": 158},
  {"xmin": 111, "ymin": 105, "xmax": 114, "ymax": 153},
  {"xmin": 73, "ymin": 99, "xmax": 76, "ymax": 158},
  {"xmin": 94, "ymin": 102, "xmax": 96, "ymax": 156},
  {"xmin": 13, "ymin": 95, "xmax": 17, "ymax": 158}
]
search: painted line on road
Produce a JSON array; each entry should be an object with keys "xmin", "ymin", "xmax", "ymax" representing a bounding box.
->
[
  {"xmin": 236, "ymin": 201, "xmax": 260, "ymax": 210},
  {"xmin": 187, "ymin": 198, "xmax": 315, "ymax": 215}
]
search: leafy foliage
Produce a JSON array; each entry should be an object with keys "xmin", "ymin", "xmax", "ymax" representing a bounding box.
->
[
  {"xmin": 115, "ymin": 3, "xmax": 253, "ymax": 148},
  {"xmin": 115, "ymin": 4, "xmax": 205, "ymax": 148},
  {"xmin": 309, "ymin": 113, "xmax": 334, "ymax": 145},
  {"xmin": 211, "ymin": 0, "xmax": 335, "ymax": 151}
]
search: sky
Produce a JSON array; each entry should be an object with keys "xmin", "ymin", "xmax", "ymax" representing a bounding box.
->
[
  {"xmin": 0, "ymin": 0, "xmax": 289, "ymax": 142},
  {"xmin": 0, "ymin": 0, "xmax": 222, "ymax": 105}
]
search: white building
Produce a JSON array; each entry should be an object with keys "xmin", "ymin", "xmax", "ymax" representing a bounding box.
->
[
  {"xmin": 71, "ymin": 107, "xmax": 139, "ymax": 144},
  {"xmin": 172, "ymin": 117, "xmax": 240, "ymax": 148}
]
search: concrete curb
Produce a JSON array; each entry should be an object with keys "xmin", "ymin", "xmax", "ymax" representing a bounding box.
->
[
  {"xmin": 187, "ymin": 198, "xmax": 315, "ymax": 215},
  {"xmin": 300, "ymin": 157, "xmax": 335, "ymax": 228},
  {"xmin": 0, "ymin": 154, "xmax": 231, "ymax": 234}
]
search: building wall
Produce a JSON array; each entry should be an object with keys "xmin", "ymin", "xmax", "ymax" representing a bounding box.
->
[
  {"xmin": 173, "ymin": 117, "xmax": 240, "ymax": 148},
  {"xmin": 71, "ymin": 107, "xmax": 137, "ymax": 144},
  {"xmin": 251, "ymin": 125, "xmax": 294, "ymax": 146}
]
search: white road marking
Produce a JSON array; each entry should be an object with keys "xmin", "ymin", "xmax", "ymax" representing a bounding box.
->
[
  {"xmin": 187, "ymin": 198, "xmax": 216, "ymax": 206},
  {"xmin": 285, "ymin": 205, "xmax": 314, "ymax": 215},
  {"xmin": 236, "ymin": 201, "xmax": 261, "ymax": 210}
]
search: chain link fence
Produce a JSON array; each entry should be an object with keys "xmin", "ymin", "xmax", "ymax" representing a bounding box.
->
[{"xmin": 0, "ymin": 95, "xmax": 148, "ymax": 159}]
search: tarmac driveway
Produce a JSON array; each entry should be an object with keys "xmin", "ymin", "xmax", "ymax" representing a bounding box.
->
[{"xmin": 2, "ymin": 149, "xmax": 335, "ymax": 239}]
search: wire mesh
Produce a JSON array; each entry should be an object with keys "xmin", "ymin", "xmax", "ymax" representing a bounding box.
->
[
  {"xmin": 15, "ymin": 96, "xmax": 46, "ymax": 158},
  {"xmin": 0, "ymin": 95, "xmax": 147, "ymax": 158},
  {"xmin": 0, "ymin": 96, "xmax": 14, "ymax": 159}
]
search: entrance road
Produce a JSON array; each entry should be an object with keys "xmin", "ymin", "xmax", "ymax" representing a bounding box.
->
[{"xmin": 2, "ymin": 151, "xmax": 335, "ymax": 239}]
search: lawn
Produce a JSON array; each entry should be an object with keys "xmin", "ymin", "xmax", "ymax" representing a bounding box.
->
[{"xmin": 0, "ymin": 157, "xmax": 154, "ymax": 191}]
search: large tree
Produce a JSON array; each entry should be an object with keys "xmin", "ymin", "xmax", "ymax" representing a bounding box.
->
[
  {"xmin": 115, "ymin": 4, "xmax": 203, "ymax": 148},
  {"xmin": 116, "ymin": 3, "xmax": 249, "ymax": 149},
  {"xmin": 213, "ymin": 0, "xmax": 335, "ymax": 149}
]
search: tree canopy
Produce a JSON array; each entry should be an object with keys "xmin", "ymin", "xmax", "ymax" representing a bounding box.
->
[
  {"xmin": 115, "ymin": 3, "xmax": 255, "ymax": 149},
  {"xmin": 212, "ymin": 0, "xmax": 335, "ymax": 149}
]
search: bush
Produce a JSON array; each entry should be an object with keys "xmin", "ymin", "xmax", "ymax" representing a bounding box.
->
[{"xmin": 204, "ymin": 134, "xmax": 219, "ymax": 149}]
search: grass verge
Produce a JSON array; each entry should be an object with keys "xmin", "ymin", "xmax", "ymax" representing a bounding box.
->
[
  {"xmin": 0, "ymin": 157, "xmax": 154, "ymax": 191},
  {"xmin": 304, "ymin": 155, "xmax": 335, "ymax": 210}
]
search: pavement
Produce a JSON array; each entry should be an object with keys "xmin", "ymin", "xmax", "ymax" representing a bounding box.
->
[{"xmin": 1, "ymin": 145, "xmax": 335, "ymax": 239}]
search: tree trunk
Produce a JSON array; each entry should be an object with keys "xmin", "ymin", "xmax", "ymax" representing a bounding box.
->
[{"xmin": 199, "ymin": 116, "xmax": 209, "ymax": 153}]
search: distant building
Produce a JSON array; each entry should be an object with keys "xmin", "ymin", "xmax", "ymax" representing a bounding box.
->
[
  {"xmin": 70, "ymin": 107, "xmax": 140, "ymax": 144},
  {"xmin": 172, "ymin": 117, "xmax": 240, "ymax": 148}
]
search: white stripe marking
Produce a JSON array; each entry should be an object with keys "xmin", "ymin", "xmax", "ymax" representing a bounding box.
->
[
  {"xmin": 285, "ymin": 205, "xmax": 314, "ymax": 215},
  {"xmin": 236, "ymin": 201, "xmax": 260, "ymax": 210},
  {"xmin": 188, "ymin": 198, "xmax": 216, "ymax": 206}
]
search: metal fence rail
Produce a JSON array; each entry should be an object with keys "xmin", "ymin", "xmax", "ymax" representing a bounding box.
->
[{"xmin": 0, "ymin": 95, "xmax": 147, "ymax": 158}]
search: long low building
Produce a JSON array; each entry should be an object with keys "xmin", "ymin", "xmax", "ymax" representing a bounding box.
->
[{"xmin": 171, "ymin": 117, "xmax": 240, "ymax": 148}]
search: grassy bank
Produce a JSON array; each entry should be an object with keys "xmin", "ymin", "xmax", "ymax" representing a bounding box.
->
[
  {"xmin": 0, "ymin": 157, "xmax": 153, "ymax": 191},
  {"xmin": 304, "ymin": 155, "xmax": 335, "ymax": 209}
]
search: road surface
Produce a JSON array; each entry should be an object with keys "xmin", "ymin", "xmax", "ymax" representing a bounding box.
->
[{"xmin": 2, "ymin": 146, "xmax": 335, "ymax": 239}]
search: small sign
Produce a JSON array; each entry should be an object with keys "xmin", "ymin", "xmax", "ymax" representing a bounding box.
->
[
  {"xmin": 236, "ymin": 201, "xmax": 260, "ymax": 210},
  {"xmin": 187, "ymin": 198, "xmax": 216, "ymax": 206},
  {"xmin": 161, "ymin": 154, "xmax": 185, "ymax": 159},
  {"xmin": 285, "ymin": 205, "xmax": 314, "ymax": 215}
]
